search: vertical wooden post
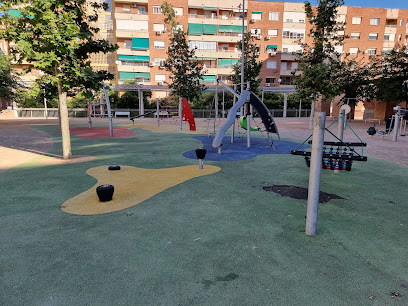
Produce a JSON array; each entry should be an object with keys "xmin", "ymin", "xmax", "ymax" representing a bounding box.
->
[
  {"xmin": 283, "ymin": 92, "xmax": 288, "ymax": 118},
  {"xmin": 306, "ymin": 112, "xmax": 326, "ymax": 236}
]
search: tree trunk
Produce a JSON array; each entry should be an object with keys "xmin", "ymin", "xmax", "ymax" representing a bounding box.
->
[
  {"xmin": 57, "ymin": 78, "xmax": 72, "ymax": 159},
  {"xmin": 309, "ymin": 101, "xmax": 316, "ymax": 130}
]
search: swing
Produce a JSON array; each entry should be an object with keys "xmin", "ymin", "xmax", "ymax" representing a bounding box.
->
[{"xmin": 291, "ymin": 116, "xmax": 367, "ymax": 171}]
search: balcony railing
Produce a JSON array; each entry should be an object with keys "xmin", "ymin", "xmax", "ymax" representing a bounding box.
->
[{"xmin": 119, "ymin": 62, "xmax": 150, "ymax": 67}]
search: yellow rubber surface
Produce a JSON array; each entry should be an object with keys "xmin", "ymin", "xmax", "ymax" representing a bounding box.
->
[
  {"xmin": 61, "ymin": 165, "xmax": 221, "ymax": 215},
  {"xmin": 118, "ymin": 123, "xmax": 208, "ymax": 134}
]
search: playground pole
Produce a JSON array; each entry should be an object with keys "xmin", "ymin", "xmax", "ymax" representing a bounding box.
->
[
  {"xmin": 222, "ymin": 89, "xmax": 225, "ymax": 118},
  {"xmin": 247, "ymin": 82, "xmax": 251, "ymax": 148},
  {"xmin": 393, "ymin": 114, "xmax": 400, "ymax": 142},
  {"xmin": 179, "ymin": 97, "xmax": 183, "ymax": 131},
  {"xmin": 299, "ymin": 100, "xmax": 302, "ymax": 118},
  {"xmin": 240, "ymin": 0, "xmax": 245, "ymax": 96},
  {"xmin": 283, "ymin": 93, "xmax": 287, "ymax": 118},
  {"xmin": 44, "ymin": 96, "xmax": 48, "ymax": 119},
  {"xmin": 231, "ymin": 85, "xmax": 237, "ymax": 143},
  {"xmin": 138, "ymin": 88, "xmax": 144, "ymax": 116},
  {"xmin": 101, "ymin": 82, "xmax": 113, "ymax": 137},
  {"xmin": 215, "ymin": 84, "xmax": 218, "ymax": 119},
  {"xmin": 306, "ymin": 112, "xmax": 326, "ymax": 236},
  {"xmin": 156, "ymin": 98, "xmax": 160, "ymax": 127},
  {"xmin": 334, "ymin": 109, "xmax": 345, "ymax": 174}
]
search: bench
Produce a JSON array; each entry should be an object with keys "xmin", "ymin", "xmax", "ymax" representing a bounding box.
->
[{"xmin": 115, "ymin": 111, "xmax": 130, "ymax": 118}]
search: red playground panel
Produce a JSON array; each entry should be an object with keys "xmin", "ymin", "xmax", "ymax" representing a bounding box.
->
[{"xmin": 182, "ymin": 97, "xmax": 196, "ymax": 131}]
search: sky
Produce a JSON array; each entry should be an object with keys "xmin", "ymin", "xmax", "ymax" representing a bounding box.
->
[{"xmin": 261, "ymin": 0, "xmax": 408, "ymax": 10}]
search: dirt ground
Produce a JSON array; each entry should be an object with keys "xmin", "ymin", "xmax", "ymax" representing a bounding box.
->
[{"xmin": 0, "ymin": 116, "xmax": 407, "ymax": 170}]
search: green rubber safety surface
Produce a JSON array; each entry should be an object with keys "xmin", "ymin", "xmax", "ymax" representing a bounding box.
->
[{"xmin": 1, "ymin": 123, "xmax": 408, "ymax": 305}]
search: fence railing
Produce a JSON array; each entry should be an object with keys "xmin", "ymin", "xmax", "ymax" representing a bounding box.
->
[{"xmin": 17, "ymin": 108, "xmax": 311, "ymax": 119}]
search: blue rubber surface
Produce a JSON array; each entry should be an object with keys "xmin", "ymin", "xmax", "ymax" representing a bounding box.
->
[{"xmin": 183, "ymin": 136, "xmax": 302, "ymax": 161}]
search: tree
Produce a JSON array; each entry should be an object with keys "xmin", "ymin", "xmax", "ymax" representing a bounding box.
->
[
  {"xmin": 230, "ymin": 32, "xmax": 263, "ymax": 93},
  {"xmin": 0, "ymin": 54, "xmax": 20, "ymax": 102},
  {"xmin": 161, "ymin": 2, "xmax": 207, "ymax": 103},
  {"xmin": 0, "ymin": 1, "xmax": 117, "ymax": 159},
  {"xmin": 294, "ymin": 0, "xmax": 345, "ymax": 127},
  {"xmin": 370, "ymin": 45, "xmax": 408, "ymax": 105}
]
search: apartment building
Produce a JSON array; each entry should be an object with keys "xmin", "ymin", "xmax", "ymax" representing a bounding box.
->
[{"xmin": 2, "ymin": 1, "xmax": 408, "ymax": 117}]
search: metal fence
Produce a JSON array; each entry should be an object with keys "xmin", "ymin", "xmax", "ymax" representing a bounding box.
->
[{"xmin": 17, "ymin": 108, "xmax": 311, "ymax": 118}]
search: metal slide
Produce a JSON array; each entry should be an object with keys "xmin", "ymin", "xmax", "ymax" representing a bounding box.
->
[{"xmin": 212, "ymin": 90, "xmax": 250, "ymax": 148}]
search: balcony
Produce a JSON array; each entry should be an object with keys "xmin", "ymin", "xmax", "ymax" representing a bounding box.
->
[
  {"xmin": 117, "ymin": 65, "xmax": 150, "ymax": 73},
  {"xmin": 116, "ymin": 48, "xmax": 150, "ymax": 56},
  {"xmin": 195, "ymin": 50, "xmax": 241, "ymax": 59},
  {"xmin": 115, "ymin": 12, "xmax": 148, "ymax": 21},
  {"xmin": 188, "ymin": 15, "xmax": 246, "ymax": 26},
  {"xmin": 115, "ymin": 30, "xmax": 149, "ymax": 38},
  {"xmin": 281, "ymin": 53, "xmax": 297, "ymax": 61},
  {"xmin": 188, "ymin": 34, "xmax": 241, "ymax": 43}
]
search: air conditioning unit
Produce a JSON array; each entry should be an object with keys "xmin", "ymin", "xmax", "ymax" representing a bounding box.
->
[
  {"xmin": 251, "ymin": 19, "xmax": 256, "ymax": 22},
  {"xmin": 156, "ymin": 30, "xmax": 163, "ymax": 35},
  {"xmin": 157, "ymin": 81, "xmax": 164, "ymax": 85},
  {"xmin": 131, "ymin": 3, "xmax": 137, "ymax": 8},
  {"xmin": 256, "ymin": 35, "xmax": 262, "ymax": 39},
  {"xmin": 149, "ymin": 62, "xmax": 155, "ymax": 67},
  {"xmin": 267, "ymin": 35, "xmax": 272, "ymax": 39},
  {"xmin": 265, "ymin": 83, "xmax": 271, "ymax": 87},
  {"xmin": 268, "ymin": 51, "xmax": 277, "ymax": 56},
  {"xmin": 286, "ymin": 19, "xmax": 293, "ymax": 22},
  {"xmin": 273, "ymin": 69, "xmax": 278, "ymax": 73}
]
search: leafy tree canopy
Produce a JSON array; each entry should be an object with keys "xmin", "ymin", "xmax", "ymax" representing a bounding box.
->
[
  {"xmin": 230, "ymin": 32, "xmax": 262, "ymax": 93},
  {"xmin": 161, "ymin": 1, "xmax": 207, "ymax": 102},
  {"xmin": 0, "ymin": 54, "xmax": 20, "ymax": 101}
]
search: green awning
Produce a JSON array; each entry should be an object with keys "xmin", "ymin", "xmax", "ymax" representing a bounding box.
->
[
  {"xmin": 188, "ymin": 23, "xmax": 203, "ymax": 35},
  {"xmin": 118, "ymin": 55, "xmax": 150, "ymax": 62},
  {"xmin": 203, "ymin": 7, "xmax": 217, "ymax": 11},
  {"xmin": 203, "ymin": 24, "xmax": 217, "ymax": 35},
  {"xmin": 218, "ymin": 25, "xmax": 231, "ymax": 32},
  {"xmin": 119, "ymin": 72, "xmax": 150, "ymax": 80},
  {"xmin": 252, "ymin": 11, "xmax": 262, "ymax": 14},
  {"xmin": 266, "ymin": 45, "xmax": 278, "ymax": 50},
  {"xmin": 132, "ymin": 38, "xmax": 149, "ymax": 50},
  {"xmin": 218, "ymin": 59, "xmax": 239, "ymax": 67},
  {"xmin": 202, "ymin": 75, "xmax": 216, "ymax": 81},
  {"xmin": 134, "ymin": 72, "xmax": 150, "ymax": 79},
  {"xmin": 198, "ymin": 58, "xmax": 217, "ymax": 61},
  {"xmin": 119, "ymin": 72, "xmax": 135, "ymax": 81},
  {"xmin": 232, "ymin": 26, "xmax": 246, "ymax": 33}
]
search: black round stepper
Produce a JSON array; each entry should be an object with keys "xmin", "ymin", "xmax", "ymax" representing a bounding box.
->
[
  {"xmin": 96, "ymin": 184, "xmax": 114, "ymax": 202},
  {"xmin": 195, "ymin": 148, "xmax": 207, "ymax": 160},
  {"xmin": 108, "ymin": 165, "xmax": 121, "ymax": 171}
]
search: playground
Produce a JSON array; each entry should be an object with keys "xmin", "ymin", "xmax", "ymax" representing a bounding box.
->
[{"xmin": 1, "ymin": 115, "xmax": 408, "ymax": 305}]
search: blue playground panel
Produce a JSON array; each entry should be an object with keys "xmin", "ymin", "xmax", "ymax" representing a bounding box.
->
[{"xmin": 183, "ymin": 136, "xmax": 302, "ymax": 161}]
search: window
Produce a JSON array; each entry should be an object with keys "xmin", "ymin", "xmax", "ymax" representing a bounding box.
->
[
  {"xmin": 154, "ymin": 41, "xmax": 165, "ymax": 49},
  {"xmin": 269, "ymin": 12, "xmax": 279, "ymax": 21},
  {"xmin": 175, "ymin": 24, "xmax": 183, "ymax": 31},
  {"xmin": 268, "ymin": 29, "xmax": 278, "ymax": 37},
  {"xmin": 155, "ymin": 74, "xmax": 166, "ymax": 82},
  {"xmin": 400, "ymin": 19, "xmax": 403, "ymax": 26},
  {"xmin": 154, "ymin": 57, "xmax": 166, "ymax": 66},
  {"xmin": 382, "ymin": 48, "xmax": 393, "ymax": 54},
  {"xmin": 350, "ymin": 32, "xmax": 360, "ymax": 39},
  {"xmin": 138, "ymin": 6, "xmax": 146, "ymax": 15},
  {"xmin": 116, "ymin": 20, "xmax": 148, "ymax": 31},
  {"xmin": 282, "ymin": 44, "xmax": 302, "ymax": 53},
  {"xmin": 124, "ymin": 40, "xmax": 132, "ymax": 49},
  {"xmin": 370, "ymin": 18, "xmax": 380, "ymax": 25},
  {"xmin": 174, "ymin": 7, "xmax": 183, "ymax": 16},
  {"xmin": 221, "ymin": 11, "xmax": 229, "ymax": 20},
  {"xmin": 266, "ymin": 61, "xmax": 277, "ymax": 69},
  {"xmin": 265, "ymin": 77, "xmax": 276, "ymax": 84},
  {"xmin": 349, "ymin": 47, "xmax": 359, "ymax": 55},
  {"xmin": 283, "ymin": 12, "xmax": 306, "ymax": 23},
  {"xmin": 122, "ymin": 5, "xmax": 130, "ymax": 12},
  {"xmin": 252, "ymin": 11, "xmax": 262, "ymax": 21},
  {"xmin": 352, "ymin": 17, "xmax": 362, "ymax": 24},
  {"xmin": 153, "ymin": 24, "xmax": 165, "ymax": 32},
  {"xmin": 282, "ymin": 28, "xmax": 305, "ymax": 39},
  {"xmin": 384, "ymin": 33, "xmax": 395, "ymax": 42},
  {"xmin": 190, "ymin": 9, "xmax": 197, "ymax": 18},
  {"xmin": 280, "ymin": 62, "xmax": 287, "ymax": 70},
  {"xmin": 153, "ymin": 6, "xmax": 162, "ymax": 14},
  {"xmin": 367, "ymin": 48, "xmax": 377, "ymax": 55},
  {"xmin": 251, "ymin": 28, "xmax": 261, "ymax": 36},
  {"xmin": 291, "ymin": 62, "xmax": 298, "ymax": 70},
  {"xmin": 368, "ymin": 33, "xmax": 378, "ymax": 40},
  {"xmin": 189, "ymin": 41, "xmax": 217, "ymax": 52}
]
